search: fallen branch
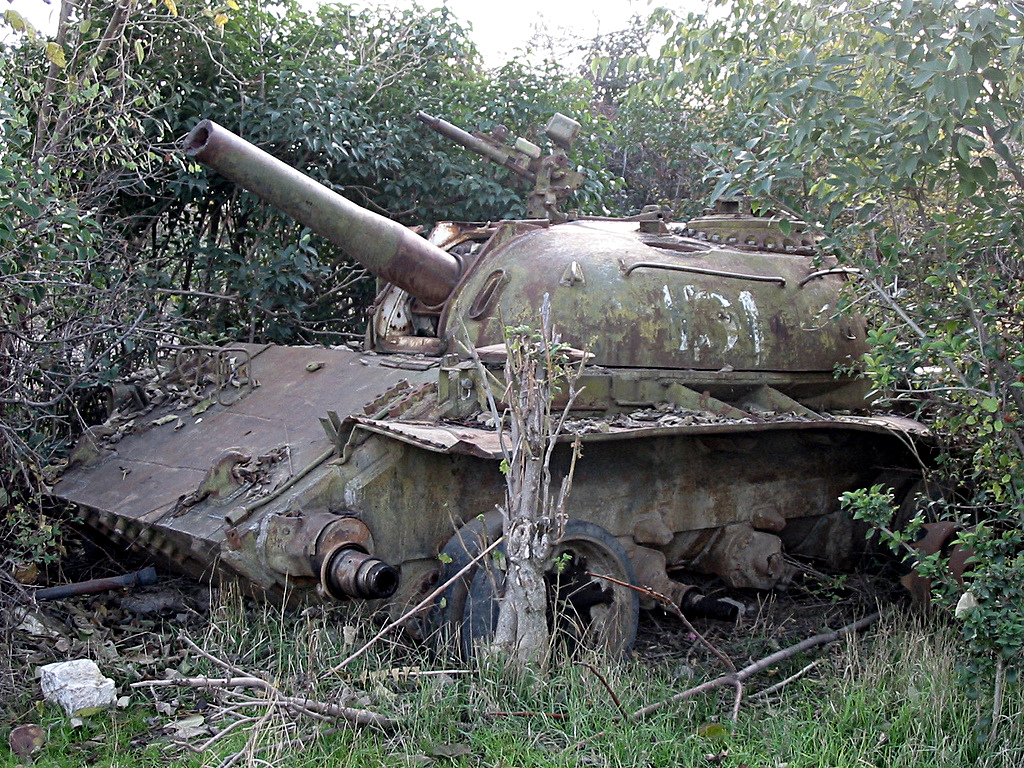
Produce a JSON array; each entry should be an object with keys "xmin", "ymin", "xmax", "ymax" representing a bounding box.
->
[
  {"xmin": 575, "ymin": 661, "xmax": 628, "ymax": 720},
  {"xmin": 748, "ymin": 658, "xmax": 823, "ymax": 702},
  {"xmin": 179, "ymin": 632, "xmax": 248, "ymax": 677},
  {"xmin": 572, "ymin": 611, "xmax": 881, "ymax": 751},
  {"xmin": 222, "ymin": 725, "xmax": 343, "ymax": 768},
  {"xmin": 630, "ymin": 611, "xmax": 881, "ymax": 721},
  {"xmin": 131, "ymin": 675, "xmax": 396, "ymax": 730},
  {"xmin": 190, "ymin": 714, "xmax": 259, "ymax": 754}
]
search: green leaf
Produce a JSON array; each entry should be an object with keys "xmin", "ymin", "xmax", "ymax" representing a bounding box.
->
[
  {"xmin": 3, "ymin": 9, "xmax": 27, "ymax": 32},
  {"xmin": 45, "ymin": 42, "xmax": 67, "ymax": 68},
  {"xmin": 697, "ymin": 723, "xmax": 729, "ymax": 742}
]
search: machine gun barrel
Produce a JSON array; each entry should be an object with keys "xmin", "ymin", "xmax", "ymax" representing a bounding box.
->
[
  {"xmin": 184, "ymin": 120, "xmax": 461, "ymax": 307},
  {"xmin": 416, "ymin": 111, "xmax": 536, "ymax": 183}
]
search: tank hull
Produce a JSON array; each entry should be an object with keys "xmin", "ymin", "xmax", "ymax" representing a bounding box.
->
[{"xmin": 54, "ymin": 341, "xmax": 927, "ymax": 628}]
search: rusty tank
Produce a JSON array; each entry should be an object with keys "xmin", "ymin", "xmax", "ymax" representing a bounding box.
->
[{"xmin": 52, "ymin": 112, "xmax": 929, "ymax": 655}]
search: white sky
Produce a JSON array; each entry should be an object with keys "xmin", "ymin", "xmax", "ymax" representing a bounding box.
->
[{"xmin": 4, "ymin": 0, "xmax": 707, "ymax": 66}]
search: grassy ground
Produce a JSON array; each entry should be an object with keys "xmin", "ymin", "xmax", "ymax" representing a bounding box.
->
[{"xmin": 2, "ymin": 583, "xmax": 1021, "ymax": 768}]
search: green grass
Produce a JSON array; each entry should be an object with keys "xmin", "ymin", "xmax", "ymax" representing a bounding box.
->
[{"xmin": 3, "ymin": 592, "xmax": 1021, "ymax": 768}]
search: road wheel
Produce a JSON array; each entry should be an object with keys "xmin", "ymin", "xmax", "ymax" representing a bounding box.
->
[{"xmin": 434, "ymin": 516, "xmax": 639, "ymax": 658}]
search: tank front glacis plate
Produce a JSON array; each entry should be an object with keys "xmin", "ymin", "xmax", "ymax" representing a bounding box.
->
[
  {"xmin": 441, "ymin": 220, "xmax": 866, "ymax": 373},
  {"xmin": 53, "ymin": 344, "xmax": 437, "ymax": 580}
]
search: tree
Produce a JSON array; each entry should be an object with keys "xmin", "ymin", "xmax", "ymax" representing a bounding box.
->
[
  {"xmin": 583, "ymin": 11, "xmax": 712, "ymax": 218},
  {"xmin": 483, "ymin": 301, "xmax": 583, "ymax": 666},
  {"xmin": 1, "ymin": 1, "xmax": 226, "ymax": 572},
  {"xmin": 635, "ymin": 0, "xmax": 1022, "ymax": 704}
]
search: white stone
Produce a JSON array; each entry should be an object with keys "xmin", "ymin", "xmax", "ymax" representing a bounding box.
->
[{"xmin": 39, "ymin": 659, "xmax": 117, "ymax": 716}]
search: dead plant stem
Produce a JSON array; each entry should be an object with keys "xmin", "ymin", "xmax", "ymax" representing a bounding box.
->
[
  {"xmin": 575, "ymin": 661, "xmax": 629, "ymax": 720},
  {"xmin": 748, "ymin": 658, "xmax": 823, "ymax": 701},
  {"xmin": 586, "ymin": 571, "xmax": 735, "ymax": 673}
]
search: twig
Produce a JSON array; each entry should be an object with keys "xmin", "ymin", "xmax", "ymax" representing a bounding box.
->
[
  {"xmin": 571, "ymin": 611, "xmax": 882, "ymax": 750},
  {"xmin": 630, "ymin": 612, "xmax": 881, "ymax": 721},
  {"xmin": 354, "ymin": 667, "xmax": 472, "ymax": 685},
  {"xmin": 586, "ymin": 571, "xmax": 736, "ymax": 673},
  {"xmin": 154, "ymin": 288, "xmax": 240, "ymax": 301},
  {"xmin": 730, "ymin": 679, "xmax": 743, "ymax": 721},
  {"xmin": 130, "ymin": 676, "xmax": 396, "ymax": 730},
  {"xmin": 243, "ymin": 726, "xmax": 342, "ymax": 762},
  {"xmin": 748, "ymin": 658, "xmax": 823, "ymax": 701},
  {"xmin": 457, "ymin": 319, "xmax": 509, "ymax": 463},
  {"xmin": 987, "ymin": 657, "xmax": 1005, "ymax": 747},
  {"xmin": 326, "ymin": 534, "xmax": 506, "ymax": 674},
  {"xmin": 484, "ymin": 711, "xmax": 569, "ymax": 720},
  {"xmin": 179, "ymin": 632, "xmax": 248, "ymax": 677},
  {"xmin": 575, "ymin": 661, "xmax": 628, "ymax": 720},
  {"xmin": 190, "ymin": 715, "xmax": 259, "ymax": 753}
]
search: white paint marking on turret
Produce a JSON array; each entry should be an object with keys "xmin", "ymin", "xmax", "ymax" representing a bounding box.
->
[
  {"xmin": 707, "ymin": 292, "xmax": 739, "ymax": 354},
  {"xmin": 663, "ymin": 284, "xmax": 673, "ymax": 308},
  {"xmin": 738, "ymin": 290, "xmax": 762, "ymax": 363},
  {"xmin": 694, "ymin": 334, "xmax": 710, "ymax": 362}
]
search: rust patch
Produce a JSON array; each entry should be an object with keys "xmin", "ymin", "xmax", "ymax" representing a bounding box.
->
[{"xmin": 194, "ymin": 448, "xmax": 251, "ymax": 502}]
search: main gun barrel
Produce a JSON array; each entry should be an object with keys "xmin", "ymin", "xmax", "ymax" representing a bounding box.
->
[{"xmin": 184, "ymin": 120, "xmax": 461, "ymax": 307}]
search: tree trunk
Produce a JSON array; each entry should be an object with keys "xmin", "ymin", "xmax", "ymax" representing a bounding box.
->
[
  {"xmin": 488, "ymin": 296, "xmax": 579, "ymax": 667},
  {"xmin": 492, "ymin": 456, "xmax": 554, "ymax": 665}
]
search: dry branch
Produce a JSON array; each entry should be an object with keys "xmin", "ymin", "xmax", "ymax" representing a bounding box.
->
[
  {"xmin": 630, "ymin": 611, "xmax": 881, "ymax": 721},
  {"xmin": 572, "ymin": 610, "xmax": 882, "ymax": 751},
  {"xmin": 131, "ymin": 675, "xmax": 396, "ymax": 730},
  {"xmin": 587, "ymin": 571, "xmax": 735, "ymax": 673},
  {"xmin": 132, "ymin": 632, "xmax": 397, "ymax": 731},
  {"xmin": 748, "ymin": 658, "xmax": 824, "ymax": 701},
  {"xmin": 575, "ymin": 661, "xmax": 628, "ymax": 720}
]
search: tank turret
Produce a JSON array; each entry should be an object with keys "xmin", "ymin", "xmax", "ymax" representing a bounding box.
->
[{"xmin": 185, "ymin": 119, "xmax": 867, "ymax": 405}]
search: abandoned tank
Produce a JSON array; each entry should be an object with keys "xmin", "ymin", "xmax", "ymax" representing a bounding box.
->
[{"xmin": 52, "ymin": 112, "xmax": 929, "ymax": 654}]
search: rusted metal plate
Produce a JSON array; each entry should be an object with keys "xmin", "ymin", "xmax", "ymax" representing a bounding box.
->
[
  {"xmin": 53, "ymin": 345, "xmax": 436, "ymax": 523},
  {"xmin": 560, "ymin": 414, "xmax": 931, "ymax": 444},
  {"xmin": 349, "ymin": 418, "xmax": 504, "ymax": 459},
  {"xmin": 832, "ymin": 413, "xmax": 932, "ymax": 438},
  {"xmin": 349, "ymin": 411, "xmax": 928, "ymax": 460}
]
